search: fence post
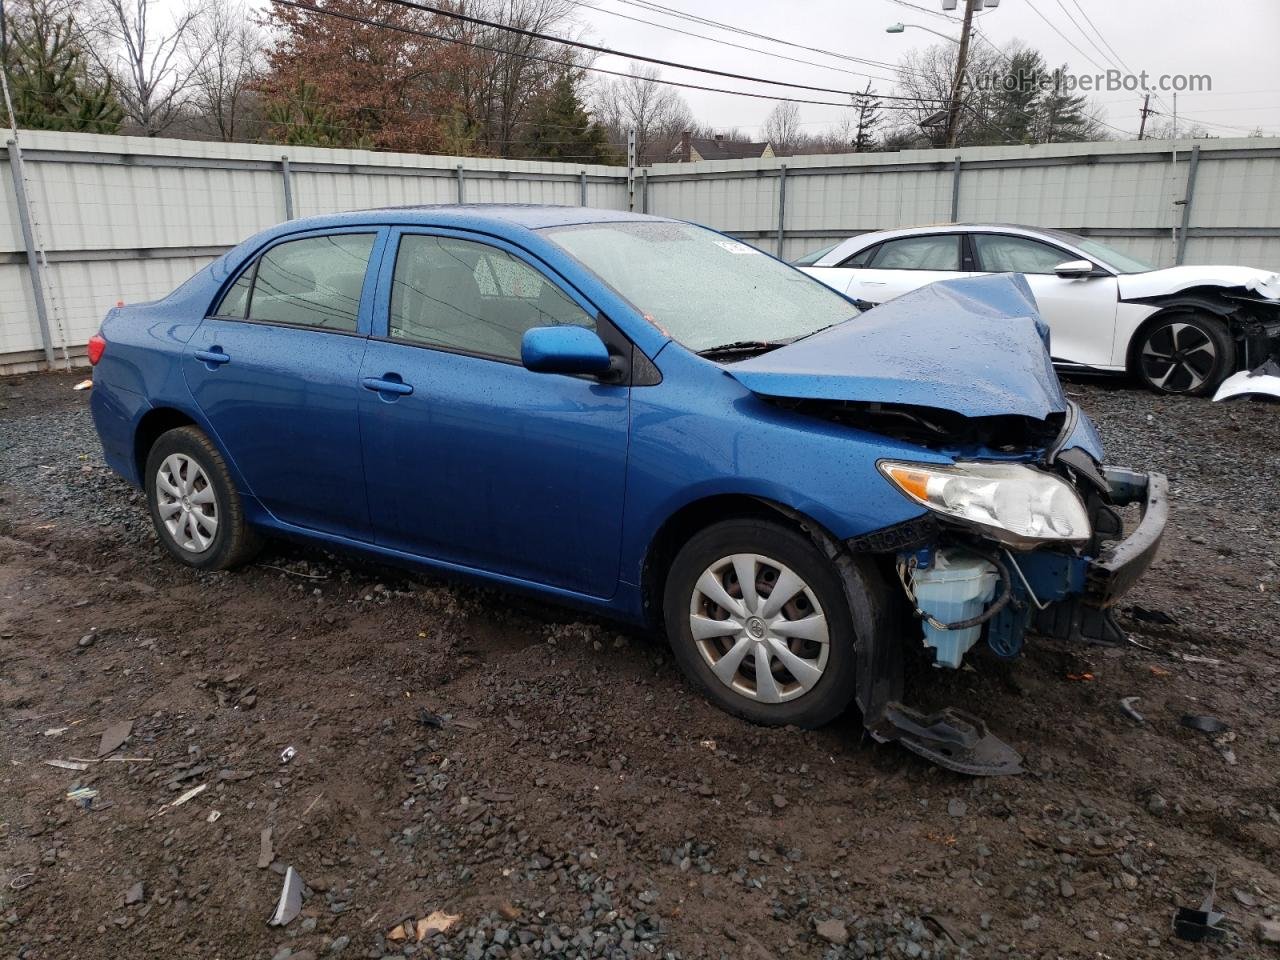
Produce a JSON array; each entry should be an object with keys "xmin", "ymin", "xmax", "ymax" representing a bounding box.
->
[
  {"xmin": 641, "ymin": 169, "xmax": 649, "ymax": 214},
  {"xmin": 7, "ymin": 140, "xmax": 55, "ymax": 368},
  {"xmin": 280, "ymin": 156, "xmax": 294, "ymax": 220},
  {"xmin": 580, "ymin": 170, "xmax": 587, "ymax": 206},
  {"xmin": 776, "ymin": 164, "xmax": 787, "ymax": 256},
  {"xmin": 455, "ymin": 164, "xmax": 466, "ymax": 203},
  {"xmin": 626, "ymin": 129, "xmax": 636, "ymax": 211},
  {"xmin": 1175, "ymin": 143, "xmax": 1200, "ymax": 266},
  {"xmin": 950, "ymin": 155, "xmax": 962, "ymax": 223}
]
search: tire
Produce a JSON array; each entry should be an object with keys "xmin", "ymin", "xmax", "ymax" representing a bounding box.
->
[
  {"xmin": 144, "ymin": 425, "xmax": 260, "ymax": 570},
  {"xmin": 662, "ymin": 518, "xmax": 862, "ymax": 729},
  {"xmin": 1133, "ymin": 311, "xmax": 1234, "ymax": 396}
]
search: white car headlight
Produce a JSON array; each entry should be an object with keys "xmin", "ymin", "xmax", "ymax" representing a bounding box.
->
[{"xmin": 879, "ymin": 460, "xmax": 1092, "ymax": 547}]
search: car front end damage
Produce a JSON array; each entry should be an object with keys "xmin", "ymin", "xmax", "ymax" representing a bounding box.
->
[
  {"xmin": 725, "ymin": 274, "xmax": 1171, "ymax": 775},
  {"xmin": 846, "ymin": 432, "xmax": 1166, "ymax": 776}
]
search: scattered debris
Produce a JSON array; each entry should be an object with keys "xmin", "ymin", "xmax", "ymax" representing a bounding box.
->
[
  {"xmin": 66, "ymin": 787, "xmax": 99, "ymax": 806},
  {"xmin": 267, "ymin": 866, "xmax": 303, "ymax": 927},
  {"xmin": 416, "ymin": 707, "xmax": 444, "ymax": 728},
  {"xmin": 9, "ymin": 873, "xmax": 35, "ymax": 891},
  {"xmin": 698, "ymin": 738, "xmax": 717, "ymax": 751},
  {"xmin": 1173, "ymin": 874, "xmax": 1225, "ymax": 943},
  {"xmin": 1181, "ymin": 715, "xmax": 1229, "ymax": 734},
  {"xmin": 44, "ymin": 759, "xmax": 89, "ymax": 771},
  {"xmin": 923, "ymin": 913, "xmax": 964, "ymax": 945},
  {"xmin": 1066, "ymin": 672, "xmax": 1095, "ymax": 682},
  {"xmin": 1173, "ymin": 652, "xmax": 1222, "ymax": 666},
  {"xmin": 42, "ymin": 727, "xmax": 68, "ymax": 737},
  {"xmin": 206, "ymin": 810, "xmax": 221, "ymax": 824},
  {"xmin": 417, "ymin": 911, "xmax": 460, "ymax": 940},
  {"xmin": 98, "ymin": 719, "xmax": 133, "ymax": 757},
  {"xmin": 1149, "ymin": 665, "xmax": 1172, "ymax": 678},
  {"xmin": 279, "ymin": 746, "xmax": 297, "ymax": 765},
  {"xmin": 257, "ymin": 828, "xmax": 274, "ymax": 869},
  {"xmin": 1119, "ymin": 696, "xmax": 1145, "ymax": 723},
  {"xmin": 1259, "ymin": 919, "xmax": 1280, "ymax": 945},
  {"xmin": 157, "ymin": 783, "xmax": 207, "ymax": 814},
  {"xmin": 124, "ymin": 882, "xmax": 144, "ymax": 905},
  {"xmin": 72, "ymin": 378, "xmax": 93, "ymax": 391},
  {"xmin": 1126, "ymin": 605, "xmax": 1176, "ymax": 625}
]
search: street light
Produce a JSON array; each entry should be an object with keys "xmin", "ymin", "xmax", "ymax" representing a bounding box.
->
[{"xmin": 885, "ymin": 22, "xmax": 960, "ymax": 44}]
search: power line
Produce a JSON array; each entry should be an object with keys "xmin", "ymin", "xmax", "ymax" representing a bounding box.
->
[
  {"xmin": 1052, "ymin": 0, "xmax": 1121, "ymax": 71},
  {"xmin": 1064, "ymin": 0, "xmax": 1134, "ymax": 75},
  {"xmin": 608, "ymin": 0, "xmax": 913, "ymax": 75},
  {"xmin": 371, "ymin": 0, "xmax": 940, "ymax": 102},
  {"xmin": 1022, "ymin": 0, "xmax": 1108, "ymax": 73},
  {"xmin": 567, "ymin": 0, "xmax": 898, "ymax": 85},
  {"xmin": 271, "ymin": 0, "xmax": 941, "ymax": 111}
]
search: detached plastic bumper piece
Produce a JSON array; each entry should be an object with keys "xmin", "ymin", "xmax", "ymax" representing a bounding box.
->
[{"xmin": 1086, "ymin": 467, "xmax": 1168, "ymax": 608}]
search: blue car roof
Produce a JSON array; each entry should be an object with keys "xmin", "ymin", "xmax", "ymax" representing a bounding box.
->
[{"xmin": 277, "ymin": 204, "xmax": 668, "ymax": 235}]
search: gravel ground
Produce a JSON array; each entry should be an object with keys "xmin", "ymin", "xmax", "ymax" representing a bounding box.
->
[{"xmin": 1, "ymin": 370, "xmax": 1278, "ymax": 960}]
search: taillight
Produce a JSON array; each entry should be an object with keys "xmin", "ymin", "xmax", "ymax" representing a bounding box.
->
[{"xmin": 87, "ymin": 333, "xmax": 107, "ymax": 365}]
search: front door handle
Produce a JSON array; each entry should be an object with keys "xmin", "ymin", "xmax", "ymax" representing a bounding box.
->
[
  {"xmin": 361, "ymin": 375, "xmax": 414, "ymax": 397},
  {"xmin": 194, "ymin": 347, "xmax": 230, "ymax": 366}
]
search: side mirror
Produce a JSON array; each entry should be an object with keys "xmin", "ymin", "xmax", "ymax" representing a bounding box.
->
[
  {"xmin": 1054, "ymin": 259, "xmax": 1097, "ymax": 279},
  {"xmin": 521, "ymin": 325, "xmax": 613, "ymax": 376}
]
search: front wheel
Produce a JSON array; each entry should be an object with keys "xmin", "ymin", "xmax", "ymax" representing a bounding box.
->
[
  {"xmin": 1134, "ymin": 312, "xmax": 1234, "ymax": 396},
  {"xmin": 663, "ymin": 519, "xmax": 861, "ymax": 729}
]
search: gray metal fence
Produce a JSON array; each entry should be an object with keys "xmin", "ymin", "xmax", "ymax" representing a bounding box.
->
[{"xmin": 3, "ymin": 129, "xmax": 1278, "ymax": 372}]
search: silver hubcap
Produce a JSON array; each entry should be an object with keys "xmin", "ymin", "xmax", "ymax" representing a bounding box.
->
[
  {"xmin": 156, "ymin": 454, "xmax": 218, "ymax": 553},
  {"xmin": 688, "ymin": 553, "xmax": 830, "ymax": 704},
  {"xmin": 1141, "ymin": 322, "xmax": 1216, "ymax": 392}
]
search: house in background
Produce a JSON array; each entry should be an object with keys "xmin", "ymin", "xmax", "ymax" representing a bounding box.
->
[{"xmin": 673, "ymin": 131, "xmax": 775, "ymax": 163}]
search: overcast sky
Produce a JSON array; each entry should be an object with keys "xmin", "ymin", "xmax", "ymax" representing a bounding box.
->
[{"xmin": 564, "ymin": 0, "xmax": 1280, "ymax": 140}]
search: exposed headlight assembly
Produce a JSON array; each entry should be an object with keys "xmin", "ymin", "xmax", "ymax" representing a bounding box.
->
[{"xmin": 879, "ymin": 460, "xmax": 1092, "ymax": 548}]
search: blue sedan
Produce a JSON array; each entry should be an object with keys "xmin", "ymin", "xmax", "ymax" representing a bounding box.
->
[{"xmin": 88, "ymin": 206, "xmax": 1166, "ymax": 774}]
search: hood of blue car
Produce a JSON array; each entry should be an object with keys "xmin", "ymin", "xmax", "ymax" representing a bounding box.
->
[{"xmin": 727, "ymin": 274, "xmax": 1068, "ymax": 421}]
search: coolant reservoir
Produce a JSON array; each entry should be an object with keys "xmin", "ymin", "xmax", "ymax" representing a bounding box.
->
[{"xmin": 911, "ymin": 551, "xmax": 998, "ymax": 669}]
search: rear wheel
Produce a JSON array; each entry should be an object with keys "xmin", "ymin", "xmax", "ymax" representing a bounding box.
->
[
  {"xmin": 144, "ymin": 426, "xmax": 260, "ymax": 570},
  {"xmin": 1134, "ymin": 312, "xmax": 1233, "ymax": 396},
  {"xmin": 663, "ymin": 519, "xmax": 861, "ymax": 729}
]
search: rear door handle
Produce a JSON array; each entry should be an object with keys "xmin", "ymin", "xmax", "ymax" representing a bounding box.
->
[
  {"xmin": 362, "ymin": 376, "xmax": 414, "ymax": 397},
  {"xmin": 194, "ymin": 347, "xmax": 230, "ymax": 366}
]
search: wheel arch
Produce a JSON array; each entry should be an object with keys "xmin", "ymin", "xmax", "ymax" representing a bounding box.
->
[
  {"xmin": 133, "ymin": 407, "xmax": 199, "ymax": 483},
  {"xmin": 639, "ymin": 494, "xmax": 838, "ymax": 632},
  {"xmin": 1123, "ymin": 294, "xmax": 1239, "ymax": 375}
]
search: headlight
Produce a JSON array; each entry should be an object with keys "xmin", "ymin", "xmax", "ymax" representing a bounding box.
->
[{"xmin": 879, "ymin": 460, "xmax": 1091, "ymax": 547}]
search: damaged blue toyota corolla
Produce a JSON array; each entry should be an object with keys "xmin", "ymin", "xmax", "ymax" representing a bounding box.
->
[{"xmin": 88, "ymin": 206, "xmax": 1167, "ymax": 774}]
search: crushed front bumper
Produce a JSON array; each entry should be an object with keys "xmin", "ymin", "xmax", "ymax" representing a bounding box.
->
[{"xmin": 1086, "ymin": 467, "xmax": 1168, "ymax": 606}]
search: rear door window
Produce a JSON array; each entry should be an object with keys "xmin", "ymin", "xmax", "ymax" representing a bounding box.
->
[
  {"xmin": 230, "ymin": 233, "xmax": 377, "ymax": 332},
  {"xmin": 866, "ymin": 235, "xmax": 961, "ymax": 271}
]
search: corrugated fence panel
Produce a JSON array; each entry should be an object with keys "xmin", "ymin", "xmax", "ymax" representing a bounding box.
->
[{"xmin": 2, "ymin": 130, "xmax": 1278, "ymax": 369}]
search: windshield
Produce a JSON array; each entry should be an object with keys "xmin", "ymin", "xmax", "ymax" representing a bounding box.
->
[
  {"xmin": 792, "ymin": 241, "xmax": 840, "ymax": 266},
  {"xmin": 543, "ymin": 221, "xmax": 858, "ymax": 353},
  {"xmin": 1053, "ymin": 232, "xmax": 1155, "ymax": 274}
]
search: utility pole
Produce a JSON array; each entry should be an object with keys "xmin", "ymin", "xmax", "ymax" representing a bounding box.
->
[
  {"xmin": 943, "ymin": 0, "xmax": 977, "ymax": 149},
  {"xmin": 1137, "ymin": 93, "xmax": 1152, "ymax": 140}
]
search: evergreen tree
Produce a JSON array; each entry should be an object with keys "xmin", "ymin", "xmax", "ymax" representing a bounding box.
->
[
  {"xmin": 1036, "ymin": 65, "xmax": 1101, "ymax": 143},
  {"xmin": 519, "ymin": 73, "xmax": 617, "ymax": 164},
  {"xmin": 3, "ymin": 0, "xmax": 123, "ymax": 133},
  {"xmin": 263, "ymin": 78, "xmax": 369, "ymax": 148}
]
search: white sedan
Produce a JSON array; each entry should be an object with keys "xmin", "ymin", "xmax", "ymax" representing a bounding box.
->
[{"xmin": 796, "ymin": 224, "xmax": 1280, "ymax": 396}]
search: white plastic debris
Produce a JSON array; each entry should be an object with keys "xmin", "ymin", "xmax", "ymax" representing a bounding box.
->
[
  {"xmin": 267, "ymin": 866, "xmax": 303, "ymax": 927},
  {"xmin": 44, "ymin": 759, "xmax": 89, "ymax": 771}
]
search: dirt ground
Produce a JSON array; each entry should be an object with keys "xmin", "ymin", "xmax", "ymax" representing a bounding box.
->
[{"xmin": 1, "ymin": 370, "xmax": 1278, "ymax": 960}]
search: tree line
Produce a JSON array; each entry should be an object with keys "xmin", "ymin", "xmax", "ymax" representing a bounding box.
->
[{"xmin": 2, "ymin": 0, "xmax": 1199, "ymax": 163}]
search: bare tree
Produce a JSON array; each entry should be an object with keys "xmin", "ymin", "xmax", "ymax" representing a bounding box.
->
[
  {"xmin": 762, "ymin": 101, "xmax": 801, "ymax": 156},
  {"xmin": 592, "ymin": 62, "xmax": 692, "ymax": 163},
  {"xmin": 182, "ymin": 0, "xmax": 262, "ymax": 141},
  {"xmin": 81, "ymin": 0, "xmax": 203, "ymax": 134}
]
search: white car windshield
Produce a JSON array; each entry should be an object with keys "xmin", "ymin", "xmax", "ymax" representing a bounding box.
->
[
  {"xmin": 1053, "ymin": 232, "xmax": 1156, "ymax": 274},
  {"xmin": 544, "ymin": 220, "xmax": 858, "ymax": 353}
]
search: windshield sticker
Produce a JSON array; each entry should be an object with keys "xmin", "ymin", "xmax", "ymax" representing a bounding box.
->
[{"xmin": 712, "ymin": 240, "xmax": 760, "ymax": 255}]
